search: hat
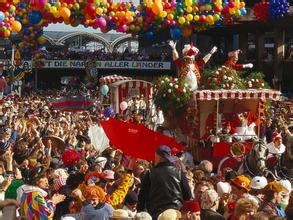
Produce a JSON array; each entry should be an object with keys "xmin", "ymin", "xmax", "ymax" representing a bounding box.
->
[
  {"xmin": 157, "ymin": 209, "xmax": 181, "ymax": 220},
  {"xmin": 201, "ymin": 189, "xmax": 219, "ymax": 209},
  {"xmin": 156, "ymin": 145, "xmax": 175, "ymax": 163},
  {"xmin": 217, "ymin": 181, "xmax": 232, "ymax": 197},
  {"xmin": 61, "ymin": 149, "xmax": 80, "ymax": 166},
  {"xmin": 112, "ymin": 209, "xmax": 129, "ymax": 218},
  {"xmin": 124, "ymin": 191, "xmax": 138, "ymax": 205},
  {"xmin": 262, "ymin": 181, "xmax": 289, "ymax": 194},
  {"xmin": 95, "ymin": 157, "xmax": 107, "ymax": 169},
  {"xmin": 135, "ymin": 212, "xmax": 152, "ymax": 220},
  {"xmin": 102, "ymin": 170, "xmax": 115, "ymax": 180},
  {"xmin": 83, "ymin": 185, "xmax": 105, "ymax": 201},
  {"xmin": 250, "ymin": 176, "xmax": 268, "ymax": 190},
  {"xmin": 182, "ymin": 43, "xmax": 199, "ymax": 57},
  {"xmin": 181, "ymin": 200, "xmax": 200, "ymax": 213},
  {"xmin": 228, "ymin": 49, "xmax": 241, "ymax": 57},
  {"xmin": 278, "ymin": 179, "xmax": 292, "ymax": 192},
  {"xmin": 231, "ymin": 175, "xmax": 251, "ymax": 192}
]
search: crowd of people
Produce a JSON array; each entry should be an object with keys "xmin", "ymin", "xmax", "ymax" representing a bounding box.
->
[
  {"xmin": 0, "ymin": 86, "xmax": 292, "ymax": 220},
  {"xmin": 41, "ymin": 49, "xmax": 171, "ymax": 62}
]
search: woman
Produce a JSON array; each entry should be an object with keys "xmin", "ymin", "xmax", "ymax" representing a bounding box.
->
[{"xmin": 18, "ymin": 166, "xmax": 66, "ymax": 220}]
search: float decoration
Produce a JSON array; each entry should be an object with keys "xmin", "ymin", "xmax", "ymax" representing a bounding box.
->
[
  {"xmin": 153, "ymin": 76, "xmax": 192, "ymax": 115},
  {"xmin": 253, "ymin": 1, "xmax": 269, "ymax": 22},
  {"xmin": 245, "ymin": 72, "xmax": 269, "ymax": 89}
]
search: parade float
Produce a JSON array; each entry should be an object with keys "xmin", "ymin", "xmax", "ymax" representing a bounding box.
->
[{"xmin": 153, "ymin": 45, "xmax": 282, "ymax": 169}]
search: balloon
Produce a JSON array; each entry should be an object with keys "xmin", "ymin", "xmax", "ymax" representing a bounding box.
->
[
  {"xmin": 37, "ymin": 36, "xmax": 46, "ymax": 44},
  {"xmin": 28, "ymin": 10, "xmax": 42, "ymax": 24},
  {"xmin": 170, "ymin": 27, "xmax": 181, "ymax": 39},
  {"xmin": 96, "ymin": 17, "xmax": 107, "ymax": 29},
  {"xmin": 182, "ymin": 27, "xmax": 192, "ymax": 37},
  {"xmin": 146, "ymin": 31, "xmax": 154, "ymax": 41},
  {"xmin": 120, "ymin": 101, "xmax": 128, "ymax": 111},
  {"xmin": 100, "ymin": 84, "xmax": 109, "ymax": 95},
  {"xmin": 60, "ymin": 7, "xmax": 71, "ymax": 19},
  {"xmin": 103, "ymin": 107, "xmax": 114, "ymax": 118},
  {"xmin": 0, "ymin": 12, "xmax": 4, "ymax": 22},
  {"xmin": 178, "ymin": 16, "xmax": 186, "ymax": 24},
  {"xmin": 11, "ymin": 21, "xmax": 22, "ymax": 32}
]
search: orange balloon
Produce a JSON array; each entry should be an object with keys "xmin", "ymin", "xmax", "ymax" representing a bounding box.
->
[
  {"xmin": 11, "ymin": 21, "xmax": 22, "ymax": 32},
  {"xmin": 60, "ymin": 7, "xmax": 71, "ymax": 19},
  {"xmin": 152, "ymin": 2, "xmax": 163, "ymax": 16},
  {"xmin": 182, "ymin": 27, "xmax": 192, "ymax": 37}
]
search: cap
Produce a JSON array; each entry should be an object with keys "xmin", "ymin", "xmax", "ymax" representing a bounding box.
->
[
  {"xmin": 263, "ymin": 181, "xmax": 289, "ymax": 194},
  {"xmin": 112, "ymin": 209, "xmax": 129, "ymax": 218},
  {"xmin": 181, "ymin": 200, "xmax": 200, "ymax": 213},
  {"xmin": 156, "ymin": 145, "xmax": 175, "ymax": 163},
  {"xmin": 231, "ymin": 175, "xmax": 251, "ymax": 192},
  {"xmin": 250, "ymin": 176, "xmax": 268, "ymax": 190}
]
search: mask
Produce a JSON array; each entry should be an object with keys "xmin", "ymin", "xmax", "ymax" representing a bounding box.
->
[{"xmin": 279, "ymin": 199, "xmax": 289, "ymax": 210}]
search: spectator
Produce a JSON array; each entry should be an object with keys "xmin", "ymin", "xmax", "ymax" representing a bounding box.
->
[
  {"xmin": 247, "ymin": 176, "xmax": 268, "ymax": 205},
  {"xmin": 137, "ymin": 145, "xmax": 192, "ymax": 219},
  {"xmin": 234, "ymin": 198, "xmax": 258, "ymax": 219},
  {"xmin": 259, "ymin": 181, "xmax": 288, "ymax": 218},
  {"xmin": 200, "ymin": 189, "xmax": 225, "ymax": 220}
]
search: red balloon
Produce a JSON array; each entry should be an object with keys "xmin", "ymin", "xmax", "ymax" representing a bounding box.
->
[{"xmin": 85, "ymin": 3, "xmax": 96, "ymax": 18}]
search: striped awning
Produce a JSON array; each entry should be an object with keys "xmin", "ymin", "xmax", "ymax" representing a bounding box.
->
[
  {"xmin": 99, "ymin": 74, "xmax": 132, "ymax": 84},
  {"xmin": 193, "ymin": 89, "xmax": 281, "ymax": 101}
]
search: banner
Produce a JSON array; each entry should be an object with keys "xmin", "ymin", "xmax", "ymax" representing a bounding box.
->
[
  {"xmin": 48, "ymin": 96, "xmax": 94, "ymax": 111},
  {"xmin": 88, "ymin": 125, "xmax": 109, "ymax": 153},
  {"xmin": 0, "ymin": 60, "xmax": 171, "ymax": 70}
]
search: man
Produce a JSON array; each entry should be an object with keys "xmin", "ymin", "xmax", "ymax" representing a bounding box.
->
[
  {"xmin": 267, "ymin": 133, "xmax": 286, "ymax": 156},
  {"xmin": 137, "ymin": 145, "xmax": 192, "ymax": 219}
]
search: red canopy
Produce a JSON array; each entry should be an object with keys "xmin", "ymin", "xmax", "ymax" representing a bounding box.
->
[{"xmin": 100, "ymin": 118, "xmax": 185, "ymax": 161}]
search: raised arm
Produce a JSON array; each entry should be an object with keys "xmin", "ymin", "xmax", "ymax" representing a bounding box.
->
[{"xmin": 169, "ymin": 40, "xmax": 179, "ymax": 61}]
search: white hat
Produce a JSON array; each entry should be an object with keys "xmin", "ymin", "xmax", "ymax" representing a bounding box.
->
[
  {"xmin": 112, "ymin": 209, "xmax": 130, "ymax": 218},
  {"xmin": 158, "ymin": 209, "xmax": 181, "ymax": 220},
  {"xmin": 135, "ymin": 212, "xmax": 152, "ymax": 220},
  {"xmin": 216, "ymin": 181, "xmax": 232, "ymax": 197},
  {"xmin": 61, "ymin": 217, "xmax": 76, "ymax": 220},
  {"xmin": 228, "ymin": 49, "xmax": 241, "ymax": 57},
  {"xmin": 278, "ymin": 179, "xmax": 292, "ymax": 192},
  {"xmin": 95, "ymin": 157, "xmax": 107, "ymax": 169},
  {"xmin": 250, "ymin": 176, "xmax": 268, "ymax": 190}
]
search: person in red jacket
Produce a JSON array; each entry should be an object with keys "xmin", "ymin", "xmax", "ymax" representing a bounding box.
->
[{"xmin": 224, "ymin": 50, "xmax": 254, "ymax": 70}]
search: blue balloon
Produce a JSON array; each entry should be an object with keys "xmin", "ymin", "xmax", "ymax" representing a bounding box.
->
[
  {"xmin": 103, "ymin": 107, "xmax": 114, "ymax": 118},
  {"xmin": 0, "ymin": 12, "xmax": 4, "ymax": 22},
  {"xmin": 28, "ymin": 10, "xmax": 43, "ymax": 25},
  {"xmin": 170, "ymin": 28, "xmax": 181, "ymax": 40},
  {"xmin": 240, "ymin": 8, "xmax": 247, "ymax": 16},
  {"xmin": 146, "ymin": 31, "xmax": 154, "ymax": 41},
  {"xmin": 23, "ymin": 28, "xmax": 30, "ymax": 36},
  {"xmin": 100, "ymin": 84, "xmax": 109, "ymax": 96}
]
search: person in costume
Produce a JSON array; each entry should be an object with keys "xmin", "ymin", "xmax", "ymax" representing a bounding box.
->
[
  {"xmin": 266, "ymin": 133, "xmax": 286, "ymax": 157},
  {"xmin": 169, "ymin": 40, "xmax": 217, "ymax": 91},
  {"xmin": 224, "ymin": 50, "xmax": 253, "ymax": 70},
  {"xmin": 72, "ymin": 185, "xmax": 114, "ymax": 220}
]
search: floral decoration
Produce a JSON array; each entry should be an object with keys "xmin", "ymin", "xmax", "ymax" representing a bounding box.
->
[{"xmin": 153, "ymin": 76, "xmax": 192, "ymax": 114}]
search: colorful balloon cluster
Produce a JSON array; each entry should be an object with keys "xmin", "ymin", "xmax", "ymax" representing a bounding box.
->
[
  {"xmin": 0, "ymin": 1, "xmax": 22, "ymax": 38},
  {"xmin": 253, "ymin": 1, "xmax": 269, "ymax": 22},
  {"xmin": 269, "ymin": 0, "xmax": 289, "ymax": 19},
  {"xmin": 253, "ymin": 0, "xmax": 289, "ymax": 22},
  {"xmin": 32, "ymin": 50, "xmax": 46, "ymax": 68}
]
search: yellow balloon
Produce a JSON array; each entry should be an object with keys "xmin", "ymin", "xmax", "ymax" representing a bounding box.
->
[
  {"xmin": 96, "ymin": 7, "xmax": 103, "ymax": 15},
  {"xmin": 194, "ymin": 15, "xmax": 199, "ymax": 21},
  {"xmin": 13, "ymin": 0, "xmax": 20, "ymax": 3},
  {"xmin": 185, "ymin": 0, "xmax": 192, "ymax": 7},
  {"xmin": 178, "ymin": 16, "xmax": 186, "ymax": 25},
  {"xmin": 38, "ymin": 36, "xmax": 46, "ymax": 45},
  {"xmin": 186, "ymin": 6, "xmax": 193, "ymax": 13},
  {"xmin": 50, "ymin": 6, "xmax": 58, "ymax": 14},
  {"xmin": 186, "ymin": 14, "xmax": 193, "ymax": 21},
  {"xmin": 240, "ymin": 2, "xmax": 245, "ymax": 7},
  {"xmin": 159, "ymin": 10, "xmax": 167, "ymax": 18},
  {"xmin": 53, "ymin": 11, "xmax": 61, "ymax": 18}
]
